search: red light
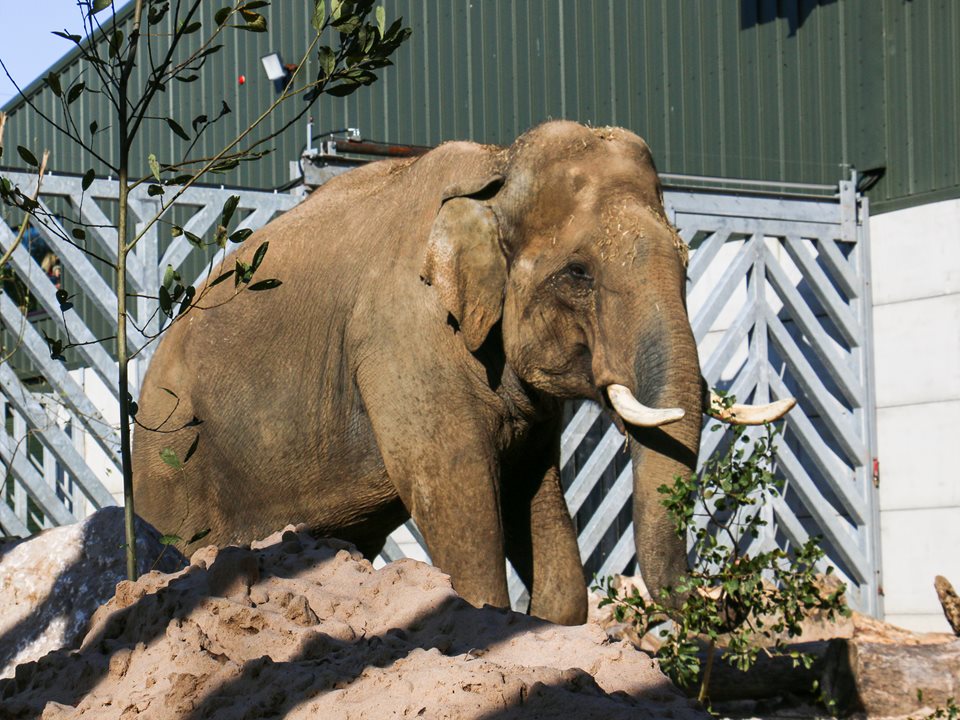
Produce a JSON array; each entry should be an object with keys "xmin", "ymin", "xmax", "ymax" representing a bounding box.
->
[{"xmin": 238, "ymin": 75, "xmax": 246, "ymax": 85}]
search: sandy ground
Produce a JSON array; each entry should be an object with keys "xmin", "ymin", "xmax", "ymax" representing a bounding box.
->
[{"xmin": 0, "ymin": 527, "xmax": 706, "ymax": 719}]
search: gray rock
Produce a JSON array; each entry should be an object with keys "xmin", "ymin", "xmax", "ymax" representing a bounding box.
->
[{"xmin": 0, "ymin": 507, "xmax": 184, "ymax": 678}]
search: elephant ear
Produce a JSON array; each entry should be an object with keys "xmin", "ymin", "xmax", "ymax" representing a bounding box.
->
[{"xmin": 422, "ymin": 176, "xmax": 506, "ymax": 352}]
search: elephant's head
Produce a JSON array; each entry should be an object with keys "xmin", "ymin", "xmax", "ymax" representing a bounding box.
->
[{"xmin": 422, "ymin": 121, "xmax": 789, "ymax": 601}]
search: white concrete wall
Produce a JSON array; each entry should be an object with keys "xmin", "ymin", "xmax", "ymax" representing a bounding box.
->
[{"xmin": 870, "ymin": 197, "xmax": 960, "ymax": 632}]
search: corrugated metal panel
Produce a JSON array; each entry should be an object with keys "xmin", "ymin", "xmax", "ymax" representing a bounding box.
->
[
  {"xmin": 881, "ymin": 0, "xmax": 960, "ymax": 209},
  {"xmin": 1, "ymin": 1, "xmax": 958, "ymax": 212}
]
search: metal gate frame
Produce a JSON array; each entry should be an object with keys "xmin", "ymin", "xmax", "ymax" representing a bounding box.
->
[{"xmin": 0, "ymin": 170, "xmax": 882, "ymax": 615}]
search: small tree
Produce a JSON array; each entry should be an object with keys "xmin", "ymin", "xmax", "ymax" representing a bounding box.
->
[
  {"xmin": 0, "ymin": 0, "xmax": 409, "ymax": 578},
  {"xmin": 597, "ymin": 394, "xmax": 850, "ymax": 704}
]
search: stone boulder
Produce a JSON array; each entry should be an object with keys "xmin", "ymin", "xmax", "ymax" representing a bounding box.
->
[{"xmin": 0, "ymin": 507, "xmax": 184, "ymax": 679}]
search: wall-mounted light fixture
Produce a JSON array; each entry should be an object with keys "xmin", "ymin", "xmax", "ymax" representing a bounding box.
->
[{"xmin": 260, "ymin": 52, "xmax": 293, "ymax": 93}]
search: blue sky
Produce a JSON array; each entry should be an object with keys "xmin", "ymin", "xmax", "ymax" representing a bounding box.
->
[{"xmin": 0, "ymin": 1, "xmax": 124, "ymax": 108}]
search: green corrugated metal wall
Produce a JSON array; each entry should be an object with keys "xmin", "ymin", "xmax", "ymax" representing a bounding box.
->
[{"xmin": 2, "ymin": 1, "xmax": 958, "ymax": 212}]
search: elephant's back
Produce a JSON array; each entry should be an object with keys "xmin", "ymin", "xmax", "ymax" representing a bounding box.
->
[{"xmin": 133, "ymin": 142, "xmax": 500, "ymax": 543}]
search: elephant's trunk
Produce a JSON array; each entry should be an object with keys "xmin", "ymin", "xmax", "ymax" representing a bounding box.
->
[{"xmin": 624, "ymin": 319, "xmax": 702, "ymax": 604}]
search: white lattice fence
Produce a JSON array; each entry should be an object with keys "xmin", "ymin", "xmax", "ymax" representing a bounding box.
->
[
  {"xmin": 0, "ymin": 170, "xmax": 881, "ymax": 615},
  {"xmin": 674, "ymin": 177, "xmax": 880, "ymax": 615},
  {"xmin": 0, "ymin": 171, "xmax": 297, "ymax": 534}
]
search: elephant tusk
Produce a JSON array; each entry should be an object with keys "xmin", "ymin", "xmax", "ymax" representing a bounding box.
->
[
  {"xmin": 607, "ymin": 384, "xmax": 685, "ymax": 428},
  {"xmin": 709, "ymin": 391, "xmax": 797, "ymax": 425}
]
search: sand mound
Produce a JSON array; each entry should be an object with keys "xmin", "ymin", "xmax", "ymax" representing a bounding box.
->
[{"xmin": 0, "ymin": 527, "xmax": 704, "ymax": 719}]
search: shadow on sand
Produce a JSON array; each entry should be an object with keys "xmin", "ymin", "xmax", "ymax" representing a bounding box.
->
[{"xmin": 0, "ymin": 522, "xmax": 696, "ymax": 719}]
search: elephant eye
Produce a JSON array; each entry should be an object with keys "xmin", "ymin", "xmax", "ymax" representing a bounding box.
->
[{"xmin": 564, "ymin": 261, "xmax": 593, "ymax": 282}]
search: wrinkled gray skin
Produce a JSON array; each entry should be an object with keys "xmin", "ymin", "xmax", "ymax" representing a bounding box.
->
[{"xmin": 133, "ymin": 121, "xmax": 701, "ymax": 625}]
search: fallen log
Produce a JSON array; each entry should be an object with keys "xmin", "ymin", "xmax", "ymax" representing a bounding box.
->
[
  {"xmin": 841, "ymin": 637, "xmax": 960, "ymax": 715},
  {"xmin": 699, "ymin": 637, "xmax": 960, "ymax": 716}
]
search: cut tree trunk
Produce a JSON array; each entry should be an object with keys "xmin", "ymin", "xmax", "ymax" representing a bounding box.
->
[
  {"xmin": 841, "ymin": 638, "xmax": 960, "ymax": 715},
  {"xmin": 700, "ymin": 637, "xmax": 960, "ymax": 716}
]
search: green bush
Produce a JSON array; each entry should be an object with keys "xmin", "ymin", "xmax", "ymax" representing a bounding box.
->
[{"xmin": 596, "ymin": 393, "xmax": 850, "ymax": 703}]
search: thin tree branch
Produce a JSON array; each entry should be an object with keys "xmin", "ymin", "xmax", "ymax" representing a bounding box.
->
[{"xmin": 0, "ymin": 58, "xmax": 118, "ymax": 173}]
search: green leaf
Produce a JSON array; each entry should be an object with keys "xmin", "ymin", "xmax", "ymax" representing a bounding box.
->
[
  {"xmin": 89, "ymin": 0, "xmax": 111, "ymax": 15},
  {"xmin": 148, "ymin": 153, "xmax": 161, "ymax": 182},
  {"xmin": 248, "ymin": 278, "xmax": 282, "ymax": 291},
  {"xmin": 89, "ymin": 120, "xmax": 99, "ymax": 136},
  {"xmin": 208, "ymin": 269, "xmax": 235, "ymax": 287},
  {"xmin": 228, "ymin": 228, "xmax": 253, "ymax": 243},
  {"xmin": 175, "ymin": 74, "xmax": 200, "ymax": 83},
  {"xmin": 71, "ymin": 227, "xmax": 86, "ymax": 240},
  {"xmin": 147, "ymin": 184, "xmax": 165, "ymax": 196},
  {"xmin": 325, "ymin": 81, "xmax": 360, "ymax": 97},
  {"xmin": 187, "ymin": 528, "xmax": 211, "ymax": 545},
  {"xmin": 17, "ymin": 146, "xmax": 38, "ymax": 167},
  {"xmin": 162, "ymin": 264, "xmax": 175, "ymax": 290},
  {"xmin": 165, "ymin": 117, "xmax": 190, "ymax": 141},
  {"xmin": 181, "ymin": 21, "xmax": 202, "ymax": 34},
  {"xmin": 198, "ymin": 45, "xmax": 224, "ymax": 61},
  {"xmin": 159, "ymin": 534, "xmax": 182, "ymax": 545},
  {"xmin": 333, "ymin": 14, "xmax": 360, "ymax": 34},
  {"xmin": 52, "ymin": 30, "xmax": 83, "ymax": 43},
  {"xmin": 159, "ymin": 447, "xmax": 182, "ymax": 469},
  {"xmin": 317, "ymin": 46, "xmax": 335, "ymax": 77},
  {"xmin": 221, "ymin": 194, "xmax": 240, "ymax": 227},
  {"xmin": 56, "ymin": 289, "xmax": 73, "ymax": 311},
  {"xmin": 148, "ymin": 1, "xmax": 169, "ymax": 25},
  {"xmin": 159, "ymin": 285, "xmax": 173, "ymax": 316},
  {"xmin": 311, "ymin": 0, "xmax": 326, "ymax": 31},
  {"xmin": 171, "ymin": 226, "xmax": 183, "ymax": 238},
  {"xmin": 235, "ymin": 259, "xmax": 251, "ymax": 286},
  {"xmin": 211, "ymin": 158, "xmax": 240, "ymax": 173},
  {"xmin": 237, "ymin": 9, "xmax": 267, "ymax": 31},
  {"xmin": 45, "ymin": 72, "xmax": 62, "ymax": 97},
  {"xmin": 214, "ymin": 6, "xmax": 232, "ymax": 25},
  {"xmin": 376, "ymin": 6, "xmax": 386, "ymax": 36},
  {"xmin": 251, "ymin": 241, "xmax": 269, "ymax": 272},
  {"xmin": 178, "ymin": 285, "xmax": 196, "ymax": 316},
  {"xmin": 81, "ymin": 168, "xmax": 95, "ymax": 191},
  {"xmin": 66, "ymin": 82, "xmax": 85, "ymax": 104},
  {"xmin": 108, "ymin": 30, "xmax": 124, "ymax": 58},
  {"xmin": 183, "ymin": 230, "xmax": 202, "ymax": 247}
]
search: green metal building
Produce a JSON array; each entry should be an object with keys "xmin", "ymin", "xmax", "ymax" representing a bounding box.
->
[{"xmin": 2, "ymin": 0, "xmax": 958, "ymax": 213}]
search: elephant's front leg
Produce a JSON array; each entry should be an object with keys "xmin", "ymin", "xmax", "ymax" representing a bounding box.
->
[
  {"xmin": 357, "ymin": 372, "xmax": 510, "ymax": 609},
  {"xmin": 502, "ymin": 429, "xmax": 587, "ymax": 625},
  {"xmin": 409, "ymin": 455, "xmax": 510, "ymax": 609}
]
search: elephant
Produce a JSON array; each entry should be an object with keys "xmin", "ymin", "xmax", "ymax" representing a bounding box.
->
[{"xmin": 133, "ymin": 121, "xmax": 790, "ymax": 625}]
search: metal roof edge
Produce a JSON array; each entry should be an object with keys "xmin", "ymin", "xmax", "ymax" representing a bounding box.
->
[
  {"xmin": 0, "ymin": 1, "xmax": 136, "ymax": 114},
  {"xmin": 869, "ymin": 185, "xmax": 960, "ymax": 216}
]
